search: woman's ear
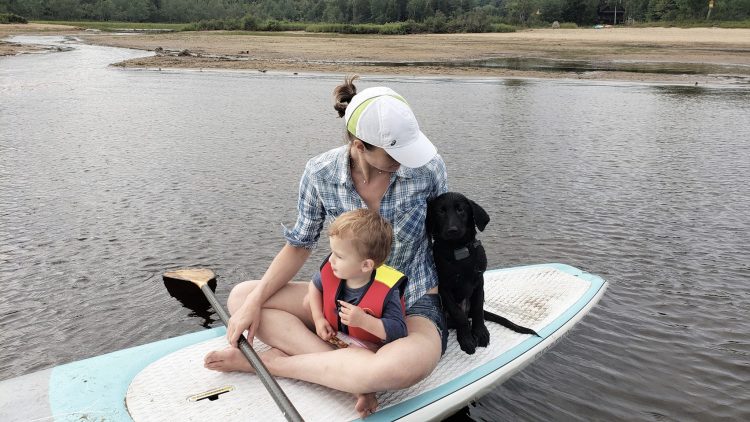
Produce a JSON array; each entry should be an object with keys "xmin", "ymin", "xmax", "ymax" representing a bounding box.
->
[{"xmin": 352, "ymin": 138, "xmax": 366, "ymax": 152}]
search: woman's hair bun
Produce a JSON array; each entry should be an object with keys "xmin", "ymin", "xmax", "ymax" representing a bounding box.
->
[{"xmin": 333, "ymin": 75, "xmax": 359, "ymax": 118}]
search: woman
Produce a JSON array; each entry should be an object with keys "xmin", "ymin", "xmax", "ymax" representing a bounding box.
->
[{"xmin": 204, "ymin": 76, "xmax": 448, "ymax": 417}]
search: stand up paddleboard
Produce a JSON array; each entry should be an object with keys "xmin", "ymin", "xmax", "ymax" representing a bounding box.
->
[{"xmin": 0, "ymin": 263, "xmax": 606, "ymax": 422}]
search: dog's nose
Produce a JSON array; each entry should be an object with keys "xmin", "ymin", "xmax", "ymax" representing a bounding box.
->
[{"xmin": 446, "ymin": 227, "xmax": 459, "ymax": 236}]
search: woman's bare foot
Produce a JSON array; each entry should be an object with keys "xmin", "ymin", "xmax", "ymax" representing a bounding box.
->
[
  {"xmin": 204, "ymin": 347, "xmax": 289, "ymax": 373},
  {"xmin": 355, "ymin": 392, "xmax": 378, "ymax": 418},
  {"xmin": 204, "ymin": 347, "xmax": 254, "ymax": 372}
]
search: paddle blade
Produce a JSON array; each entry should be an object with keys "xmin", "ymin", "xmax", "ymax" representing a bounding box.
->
[{"xmin": 163, "ymin": 268, "xmax": 216, "ymax": 288}]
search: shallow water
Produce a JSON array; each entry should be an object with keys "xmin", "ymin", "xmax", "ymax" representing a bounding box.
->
[{"xmin": 1, "ymin": 36, "xmax": 749, "ymax": 421}]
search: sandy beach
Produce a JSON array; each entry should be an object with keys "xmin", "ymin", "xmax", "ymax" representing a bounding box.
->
[{"xmin": 2, "ymin": 23, "xmax": 750, "ymax": 83}]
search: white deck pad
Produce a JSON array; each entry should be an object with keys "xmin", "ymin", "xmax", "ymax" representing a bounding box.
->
[{"xmin": 126, "ymin": 265, "xmax": 604, "ymax": 421}]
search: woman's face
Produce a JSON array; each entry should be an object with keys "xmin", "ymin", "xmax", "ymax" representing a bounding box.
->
[{"xmin": 358, "ymin": 141, "xmax": 401, "ymax": 173}]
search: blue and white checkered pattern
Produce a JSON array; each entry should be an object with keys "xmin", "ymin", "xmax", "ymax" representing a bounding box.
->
[{"xmin": 284, "ymin": 145, "xmax": 448, "ymax": 308}]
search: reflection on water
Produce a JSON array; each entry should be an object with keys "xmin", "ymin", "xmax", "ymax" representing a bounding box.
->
[
  {"xmin": 341, "ymin": 56, "xmax": 750, "ymax": 78},
  {"xmin": 163, "ymin": 276, "xmax": 218, "ymax": 328},
  {"xmin": 1, "ymin": 36, "xmax": 749, "ymax": 421},
  {"xmin": 502, "ymin": 78, "xmax": 529, "ymax": 87}
]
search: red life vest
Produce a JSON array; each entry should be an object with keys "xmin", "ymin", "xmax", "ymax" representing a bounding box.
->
[{"xmin": 320, "ymin": 255, "xmax": 406, "ymax": 344}]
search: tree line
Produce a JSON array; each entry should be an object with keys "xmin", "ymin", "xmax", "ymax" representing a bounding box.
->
[{"xmin": 1, "ymin": 0, "xmax": 748, "ymax": 27}]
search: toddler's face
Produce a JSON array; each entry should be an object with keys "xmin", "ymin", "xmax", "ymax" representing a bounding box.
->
[{"xmin": 328, "ymin": 235, "xmax": 368, "ymax": 280}]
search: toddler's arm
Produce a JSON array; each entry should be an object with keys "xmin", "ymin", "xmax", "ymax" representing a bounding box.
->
[
  {"xmin": 308, "ymin": 281, "xmax": 334, "ymax": 340},
  {"xmin": 338, "ymin": 300, "xmax": 387, "ymax": 340}
]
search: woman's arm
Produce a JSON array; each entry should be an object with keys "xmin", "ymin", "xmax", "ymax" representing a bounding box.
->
[
  {"xmin": 226, "ymin": 244, "xmax": 312, "ymax": 346},
  {"xmin": 432, "ymin": 154, "xmax": 449, "ymax": 197}
]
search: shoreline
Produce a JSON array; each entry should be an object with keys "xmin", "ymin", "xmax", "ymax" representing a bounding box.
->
[{"xmin": 3, "ymin": 24, "xmax": 750, "ymax": 84}]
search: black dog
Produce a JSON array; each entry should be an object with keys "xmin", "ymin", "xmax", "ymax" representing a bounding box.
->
[{"xmin": 427, "ymin": 192, "xmax": 539, "ymax": 355}]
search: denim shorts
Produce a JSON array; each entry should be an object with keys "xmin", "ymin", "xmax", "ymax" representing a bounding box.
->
[{"xmin": 406, "ymin": 293, "xmax": 448, "ymax": 355}]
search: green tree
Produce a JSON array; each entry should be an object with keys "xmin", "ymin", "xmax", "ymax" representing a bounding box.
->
[
  {"xmin": 714, "ymin": 0, "xmax": 750, "ymax": 19},
  {"xmin": 352, "ymin": 0, "xmax": 371, "ymax": 22},
  {"xmin": 370, "ymin": 0, "xmax": 387, "ymax": 22},
  {"xmin": 647, "ymin": 0, "xmax": 677, "ymax": 19},
  {"xmin": 406, "ymin": 0, "xmax": 428, "ymax": 20},
  {"xmin": 560, "ymin": 0, "xmax": 599, "ymax": 23}
]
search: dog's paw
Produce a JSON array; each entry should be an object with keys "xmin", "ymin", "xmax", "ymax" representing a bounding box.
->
[
  {"xmin": 472, "ymin": 324, "xmax": 490, "ymax": 347},
  {"xmin": 457, "ymin": 330, "xmax": 477, "ymax": 354}
]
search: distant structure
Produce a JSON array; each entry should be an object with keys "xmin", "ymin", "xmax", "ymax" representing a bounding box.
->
[
  {"xmin": 598, "ymin": 1, "xmax": 623, "ymax": 25},
  {"xmin": 552, "ymin": 21, "xmax": 560, "ymax": 29}
]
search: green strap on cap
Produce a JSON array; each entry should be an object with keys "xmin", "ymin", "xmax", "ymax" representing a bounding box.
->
[{"xmin": 347, "ymin": 94, "xmax": 408, "ymax": 136}]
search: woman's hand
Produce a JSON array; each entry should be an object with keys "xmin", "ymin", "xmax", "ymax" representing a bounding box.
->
[
  {"xmin": 338, "ymin": 300, "xmax": 370, "ymax": 328},
  {"xmin": 314, "ymin": 317, "xmax": 335, "ymax": 341},
  {"xmin": 226, "ymin": 297, "xmax": 262, "ymax": 347}
]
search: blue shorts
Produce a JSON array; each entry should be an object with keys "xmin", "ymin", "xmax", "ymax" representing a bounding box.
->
[{"xmin": 406, "ymin": 293, "xmax": 448, "ymax": 356}]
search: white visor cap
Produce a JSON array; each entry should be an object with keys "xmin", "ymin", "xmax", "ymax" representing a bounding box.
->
[{"xmin": 344, "ymin": 87, "xmax": 437, "ymax": 168}]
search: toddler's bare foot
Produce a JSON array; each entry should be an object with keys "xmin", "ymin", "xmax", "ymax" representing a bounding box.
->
[
  {"xmin": 355, "ymin": 392, "xmax": 378, "ymax": 418},
  {"xmin": 204, "ymin": 347, "xmax": 254, "ymax": 373}
]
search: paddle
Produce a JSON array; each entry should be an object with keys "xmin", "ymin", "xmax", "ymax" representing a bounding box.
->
[{"xmin": 162, "ymin": 268, "xmax": 304, "ymax": 422}]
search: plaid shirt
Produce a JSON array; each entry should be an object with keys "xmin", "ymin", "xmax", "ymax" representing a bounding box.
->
[{"xmin": 284, "ymin": 145, "xmax": 448, "ymax": 308}]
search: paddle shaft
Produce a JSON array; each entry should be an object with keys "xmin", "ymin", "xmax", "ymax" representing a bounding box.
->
[{"xmin": 199, "ymin": 284, "xmax": 304, "ymax": 422}]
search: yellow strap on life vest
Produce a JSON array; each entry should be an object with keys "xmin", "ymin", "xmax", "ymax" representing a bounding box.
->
[{"xmin": 374, "ymin": 265, "xmax": 404, "ymax": 288}]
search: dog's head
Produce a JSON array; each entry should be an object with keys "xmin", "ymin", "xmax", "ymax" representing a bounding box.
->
[{"xmin": 426, "ymin": 192, "xmax": 490, "ymax": 242}]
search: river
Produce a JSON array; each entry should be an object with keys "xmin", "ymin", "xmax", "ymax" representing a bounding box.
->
[{"xmin": 1, "ymin": 36, "xmax": 749, "ymax": 421}]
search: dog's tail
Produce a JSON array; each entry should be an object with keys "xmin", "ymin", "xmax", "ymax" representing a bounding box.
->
[{"xmin": 484, "ymin": 310, "xmax": 541, "ymax": 337}]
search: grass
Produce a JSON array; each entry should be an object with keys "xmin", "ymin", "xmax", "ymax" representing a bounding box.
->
[
  {"xmin": 28, "ymin": 18, "xmax": 750, "ymax": 34},
  {"xmin": 630, "ymin": 19, "xmax": 750, "ymax": 28},
  {"xmin": 33, "ymin": 20, "xmax": 189, "ymax": 31}
]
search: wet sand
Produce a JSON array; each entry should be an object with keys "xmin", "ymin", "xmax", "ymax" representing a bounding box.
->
[
  {"xmin": 0, "ymin": 23, "xmax": 79, "ymax": 55},
  {"xmin": 3, "ymin": 23, "xmax": 750, "ymax": 83}
]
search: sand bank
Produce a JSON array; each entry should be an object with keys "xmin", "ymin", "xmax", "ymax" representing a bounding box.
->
[{"xmin": 3, "ymin": 24, "xmax": 749, "ymax": 83}]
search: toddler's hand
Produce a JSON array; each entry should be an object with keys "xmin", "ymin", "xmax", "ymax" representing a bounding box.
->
[
  {"xmin": 314, "ymin": 317, "xmax": 335, "ymax": 341},
  {"xmin": 338, "ymin": 300, "xmax": 370, "ymax": 328}
]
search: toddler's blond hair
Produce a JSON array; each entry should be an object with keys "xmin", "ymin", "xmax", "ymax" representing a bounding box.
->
[{"xmin": 328, "ymin": 209, "xmax": 392, "ymax": 267}]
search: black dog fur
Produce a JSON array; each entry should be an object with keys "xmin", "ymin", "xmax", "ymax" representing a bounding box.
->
[{"xmin": 427, "ymin": 192, "xmax": 539, "ymax": 355}]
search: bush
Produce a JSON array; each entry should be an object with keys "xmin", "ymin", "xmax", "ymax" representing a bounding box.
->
[
  {"xmin": 185, "ymin": 19, "xmax": 226, "ymax": 31},
  {"xmin": 0, "ymin": 13, "xmax": 28, "ymax": 24},
  {"xmin": 277, "ymin": 22, "xmax": 307, "ymax": 31},
  {"xmin": 399, "ymin": 20, "xmax": 428, "ymax": 34},
  {"xmin": 491, "ymin": 23, "xmax": 516, "ymax": 33},
  {"xmin": 305, "ymin": 23, "xmax": 381, "ymax": 34},
  {"xmin": 441, "ymin": 11, "xmax": 494, "ymax": 33},
  {"xmin": 423, "ymin": 12, "xmax": 449, "ymax": 33},
  {"xmin": 262, "ymin": 19, "xmax": 283, "ymax": 31},
  {"xmin": 242, "ymin": 14, "xmax": 259, "ymax": 31},
  {"xmin": 223, "ymin": 18, "xmax": 242, "ymax": 31},
  {"xmin": 379, "ymin": 22, "xmax": 408, "ymax": 34}
]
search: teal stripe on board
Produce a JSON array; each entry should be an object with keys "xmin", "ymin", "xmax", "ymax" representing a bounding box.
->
[
  {"xmin": 49, "ymin": 327, "xmax": 225, "ymax": 421},
  {"xmin": 365, "ymin": 264, "xmax": 606, "ymax": 422}
]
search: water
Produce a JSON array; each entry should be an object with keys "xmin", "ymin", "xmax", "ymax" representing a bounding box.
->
[
  {"xmin": 347, "ymin": 57, "xmax": 750, "ymax": 79},
  {"xmin": 2, "ymin": 36, "xmax": 749, "ymax": 421}
]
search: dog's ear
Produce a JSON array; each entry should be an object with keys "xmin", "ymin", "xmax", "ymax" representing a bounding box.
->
[{"xmin": 469, "ymin": 199, "xmax": 490, "ymax": 232}]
